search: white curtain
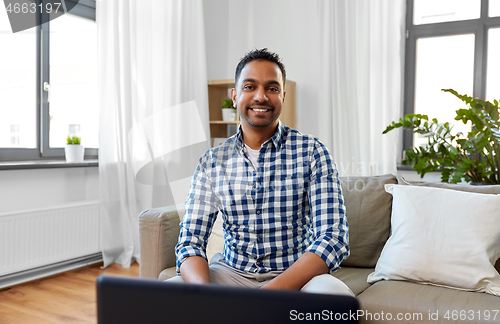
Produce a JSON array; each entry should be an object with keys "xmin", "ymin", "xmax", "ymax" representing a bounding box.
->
[
  {"xmin": 317, "ymin": 0, "xmax": 406, "ymax": 176},
  {"xmin": 97, "ymin": 0, "xmax": 210, "ymax": 268}
]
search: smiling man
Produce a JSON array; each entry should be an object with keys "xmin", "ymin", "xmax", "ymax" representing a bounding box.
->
[{"xmin": 172, "ymin": 48, "xmax": 352, "ymax": 295}]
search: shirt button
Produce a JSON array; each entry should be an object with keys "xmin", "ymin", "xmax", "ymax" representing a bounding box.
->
[
  {"xmin": 256, "ymin": 261, "xmax": 261, "ymax": 265},
  {"xmin": 257, "ymin": 238, "xmax": 261, "ymax": 242},
  {"xmin": 253, "ymin": 184, "xmax": 256, "ymax": 188},
  {"xmin": 257, "ymin": 210, "xmax": 261, "ymax": 214}
]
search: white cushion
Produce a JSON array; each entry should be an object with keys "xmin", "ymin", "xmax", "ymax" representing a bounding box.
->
[{"xmin": 368, "ymin": 185, "xmax": 500, "ymax": 296}]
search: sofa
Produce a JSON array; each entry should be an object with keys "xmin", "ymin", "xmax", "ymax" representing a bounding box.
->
[{"xmin": 139, "ymin": 174, "xmax": 500, "ymax": 323}]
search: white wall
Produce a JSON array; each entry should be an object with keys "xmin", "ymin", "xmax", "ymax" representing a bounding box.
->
[
  {"xmin": 0, "ymin": 167, "xmax": 99, "ymax": 214},
  {"xmin": 203, "ymin": 0, "xmax": 230, "ymax": 80}
]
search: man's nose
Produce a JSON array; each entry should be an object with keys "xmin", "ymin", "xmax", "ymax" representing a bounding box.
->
[{"xmin": 253, "ymin": 87, "xmax": 268, "ymax": 102}]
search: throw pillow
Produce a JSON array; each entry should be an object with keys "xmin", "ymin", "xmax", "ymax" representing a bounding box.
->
[
  {"xmin": 367, "ymin": 185, "xmax": 500, "ymax": 296},
  {"xmin": 397, "ymin": 176, "xmax": 500, "ymax": 273},
  {"xmin": 339, "ymin": 174, "xmax": 397, "ymax": 267}
]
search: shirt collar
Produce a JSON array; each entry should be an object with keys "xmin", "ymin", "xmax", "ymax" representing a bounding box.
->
[{"xmin": 235, "ymin": 119, "xmax": 285, "ymax": 153}]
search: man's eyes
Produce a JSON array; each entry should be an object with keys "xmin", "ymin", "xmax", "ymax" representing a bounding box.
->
[{"xmin": 243, "ymin": 85, "xmax": 280, "ymax": 92}]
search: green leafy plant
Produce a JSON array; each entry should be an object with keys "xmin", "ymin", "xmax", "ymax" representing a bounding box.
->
[
  {"xmin": 221, "ymin": 98, "xmax": 234, "ymax": 109},
  {"xmin": 383, "ymin": 89, "xmax": 500, "ymax": 184},
  {"xmin": 66, "ymin": 135, "xmax": 81, "ymax": 145}
]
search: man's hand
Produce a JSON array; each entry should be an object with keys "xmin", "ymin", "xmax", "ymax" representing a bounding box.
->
[
  {"xmin": 260, "ymin": 252, "xmax": 328, "ymax": 290},
  {"xmin": 179, "ymin": 256, "xmax": 211, "ymax": 284}
]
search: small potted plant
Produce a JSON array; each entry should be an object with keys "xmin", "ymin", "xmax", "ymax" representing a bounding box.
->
[
  {"xmin": 383, "ymin": 89, "xmax": 500, "ymax": 184},
  {"xmin": 221, "ymin": 97, "xmax": 236, "ymax": 121},
  {"xmin": 65, "ymin": 135, "xmax": 84, "ymax": 163}
]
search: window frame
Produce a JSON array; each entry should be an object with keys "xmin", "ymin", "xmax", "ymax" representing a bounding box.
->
[
  {"xmin": 403, "ymin": 0, "xmax": 500, "ymax": 159},
  {"xmin": 0, "ymin": 0, "xmax": 97, "ymax": 162}
]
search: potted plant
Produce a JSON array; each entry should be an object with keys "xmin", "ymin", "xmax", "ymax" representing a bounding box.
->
[
  {"xmin": 383, "ymin": 89, "xmax": 500, "ymax": 184},
  {"xmin": 65, "ymin": 135, "xmax": 84, "ymax": 163},
  {"xmin": 221, "ymin": 97, "xmax": 236, "ymax": 121}
]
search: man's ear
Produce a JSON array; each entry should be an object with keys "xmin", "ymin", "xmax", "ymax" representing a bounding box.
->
[
  {"xmin": 231, "ymin": 88, "xmax": 237, "ymax": 108},
  {"xmin": 282, "ymin": 90, "xmax": 286, "ymax": 103}
]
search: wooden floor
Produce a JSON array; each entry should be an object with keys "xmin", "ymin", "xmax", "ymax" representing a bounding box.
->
[{"xmin": 0, "ymin": 262, "xmax": 140, "ymax": 324}]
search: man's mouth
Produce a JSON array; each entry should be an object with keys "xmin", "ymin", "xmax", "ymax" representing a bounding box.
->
[{"xmin": 249, "ymin": 106, "xmax": 271, "ymax": 113}]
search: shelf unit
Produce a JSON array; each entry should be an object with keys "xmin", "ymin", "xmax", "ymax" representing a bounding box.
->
[{"xmin": 208, "ymin": 79, "xmax": 296, "ymax": 141}]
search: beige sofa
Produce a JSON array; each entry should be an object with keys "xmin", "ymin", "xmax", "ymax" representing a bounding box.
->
[{"xmin": 139, "ymin": 174, "xmax": 500, "ymax": 323}]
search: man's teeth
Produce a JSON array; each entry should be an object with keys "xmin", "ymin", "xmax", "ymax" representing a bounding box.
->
[{"xmin": 252, "ymin": 108, "xmax": 268, "ymax": 112}]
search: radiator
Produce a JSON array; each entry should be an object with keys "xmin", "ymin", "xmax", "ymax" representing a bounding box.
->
[{"xmin": 0, "ymin": 201, "xmax": 100, "ymax": 277}]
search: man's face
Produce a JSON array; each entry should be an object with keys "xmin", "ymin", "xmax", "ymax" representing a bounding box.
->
[{"xmin": 231, "ymin": 60, "xmax": 285, "ymax": 131}]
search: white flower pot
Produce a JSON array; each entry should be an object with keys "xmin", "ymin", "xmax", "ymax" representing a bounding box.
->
[
  {"xmin": 65, "ymin": 144, "xmax": 85, "ymax": 163},
  {"xmin": 222, "ymin": 108, "xmax": 236, "ymax": 122}
]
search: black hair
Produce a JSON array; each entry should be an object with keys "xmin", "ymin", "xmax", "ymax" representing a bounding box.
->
[{"xmin": 235, "ymin": 48, "xmax": 286, "ymax": 86}]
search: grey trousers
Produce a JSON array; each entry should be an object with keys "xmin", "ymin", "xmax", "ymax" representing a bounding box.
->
[{"xmin": 167, "ymin": 253, "xmax": 354, "ymax": 297}]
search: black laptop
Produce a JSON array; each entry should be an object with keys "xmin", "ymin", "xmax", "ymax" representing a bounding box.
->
[{"xmin": 97, "ymin": 275, "xmax": 359, "ymax": 324}]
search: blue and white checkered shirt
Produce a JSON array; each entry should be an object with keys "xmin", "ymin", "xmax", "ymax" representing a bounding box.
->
[{"xmin": 176, "ymin": 120, "xmax": 349, "ymax": 274}]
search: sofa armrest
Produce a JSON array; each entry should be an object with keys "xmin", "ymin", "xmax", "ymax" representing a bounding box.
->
[{"xmin": 139, "ymin": 206, "xmax": 183, "ymax": 279}]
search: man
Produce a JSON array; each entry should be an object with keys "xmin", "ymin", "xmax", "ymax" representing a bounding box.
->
[{"xmin": 172, "ymin": 48, "xmax": 352, "ymax": 295}]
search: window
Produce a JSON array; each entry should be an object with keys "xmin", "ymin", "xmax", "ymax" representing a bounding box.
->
[
  {"xmin": 68, "ymin": 124, "xmax": 81, "ymax": 136},
  {"xmin": 0, "ymin": 0, "xmax": 97, "ymax": 161},
  {"xmin": 0, "ymin": 10, "xmax": 36, "ymax": 151},
  {"xmin": 403, "ymin": 0, "xmax": 500, "ymax": 155}
]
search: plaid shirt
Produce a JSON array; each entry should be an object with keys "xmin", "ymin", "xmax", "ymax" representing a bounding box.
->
[{"xmin": 176, "ymin": 120, "xmax": 349, "ymax": 274}]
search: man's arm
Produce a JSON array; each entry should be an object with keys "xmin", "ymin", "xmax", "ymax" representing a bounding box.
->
[
  {"xmin": 260, "ymin": 252, "xmax": 328, "ymax": 290},
  {"xmin": 175, "ymin": 155, "xmax": 220, "ymax": 282},
  {"xmin": 179, "ymin": 255, "xmax": 211, "ymax": 284}
]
